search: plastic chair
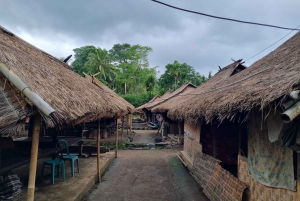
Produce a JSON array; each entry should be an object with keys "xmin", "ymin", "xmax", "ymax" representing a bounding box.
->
[
  {"xmin": 58, "ymin": 139, "xmax": 80, "ymax": 177},
  {"xmin": 41, "ymin": 159, "xmax": 66, "ymax": 184}
]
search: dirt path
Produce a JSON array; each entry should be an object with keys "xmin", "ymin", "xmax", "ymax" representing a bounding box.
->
[
  {"xmin": 83, "ymin": 150, "xmax": 208, "ymax": 201},
  {"xmin": 133, "ymin": 129, "xmax": 157, "ymax": 144}
]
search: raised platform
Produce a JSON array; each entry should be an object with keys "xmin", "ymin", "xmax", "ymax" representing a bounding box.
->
[{"xmin": 11, "ymin": 152, "xmax": 115, "ymax": 201}]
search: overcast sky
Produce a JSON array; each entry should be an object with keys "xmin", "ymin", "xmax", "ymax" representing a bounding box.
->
[{"xmin": 0, "ymin": 0, "xmax": 299, "ymax": 77}]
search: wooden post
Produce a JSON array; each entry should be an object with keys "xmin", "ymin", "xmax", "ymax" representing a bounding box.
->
[
  {"xmin": 297, "ymin": 153, "xmax": 300, "ymax": 201},
  {"xmin": 121, "ymin": 116, "xmax": 124, "ymax": 139},
  {"xmin": 129, "ymin": 114, "xmax": 132, "ymax": 131},
  {"xmin": 178, "ymin": 121, "xmax": 181, "ymax": 146},
  {"xmin": 97, "ymin": 119, "xmax": 101, "ymax": 183},
  {"xmin": 27, "ymin": 113, "xmax": 41, "ymax": 201},
  {"xmin": 115, "ymin": 116, "xmax": 118, "ymax": 158}
]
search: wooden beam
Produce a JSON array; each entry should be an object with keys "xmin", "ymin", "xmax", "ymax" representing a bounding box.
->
[
  {"xmin": 97, "ymin": 119, "xmax": 101, "ymax": 183},
  {"xmin": 27, "ymin": 113, "xmax": 41, "ymax": 201},
  {"xmin": 115, "ymin": 116, "xmax": 118, "ymax": 158},
  {"xmin": 121, "ymin": 116, "xmax": 124, "ymax": 139},
  {"xmin": 178, "ymin": 121, "xmax": 181, "ymax": 146}
]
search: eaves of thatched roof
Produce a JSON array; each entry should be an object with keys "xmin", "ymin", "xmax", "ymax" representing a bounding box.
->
[
  {"xmin": 168, "ymin": 60, "xmax": 247, "ymax": 123},
  {"xmin": 169, "ymin": 32, "xmax": 300, "ymax": 123},
  {"xmin": 145, "ymin": 82, "xmax": 196, "ymax": 111},
  {"xmin": 0, "ymin": 26, "xmax": 132, "ymax": 134},
  {"xmin": 151, "ymin": 85, "xmax": 196, "ymax": 113},
  {"xmin": 84, "ymin": 74, "xmax": 135, "ymax": 114}
]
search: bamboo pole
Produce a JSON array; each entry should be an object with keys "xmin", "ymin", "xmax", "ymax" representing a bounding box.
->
[
  {"xmin": 27, "ymin": 113, "xmax": 41, "ymax": 201},
  {"xmin": 115, "ymin": 116, "xmax": 118, "ymax": 158},
  {"xmin": 97, "ymin": 119, "xmax": 101, "ymax": 183},
  {"xmin": 121, "ymin": 116, "xmax": 124, "ymax": 139}
]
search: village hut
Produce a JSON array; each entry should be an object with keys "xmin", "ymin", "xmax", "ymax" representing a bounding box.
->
[
  {"xmin": 0, "ymin": 26, "xmax": 133, "ymax": 200},
  {"xmin": 136, "ymin": 91, "xmax": 172, "ymax": 122},
  {"xmin": 150, "ymin": 83, "xmax": 196, "ymax": 138},
  {"xmin": 168, "ymin": 32, "xmax": 300, "ymax": 201}
]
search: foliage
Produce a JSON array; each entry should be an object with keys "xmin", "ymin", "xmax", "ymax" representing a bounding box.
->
[
  {"xmin": 100, "ymin": 139, "xmax": 128, "ymax": 150},
  {"xmin": 72, "ymin": 46, "xmax": 95, "ymax": 76},
  {"xmin": 122, "ymin": 92, "xmax": 153, "ymax": 107},
  {"xmin": 71, "ymin": 44, "xmax": 211, "ymax": 107},
  {"xmin": 159, "ymin": 60, "xmax": 210, "ymax": 94}
]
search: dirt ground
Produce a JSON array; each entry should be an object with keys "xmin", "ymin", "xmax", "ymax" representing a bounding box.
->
[
  {"xmin": 133, "ymin": 129, "xmax": 158, "ymax": 144},
  {"xmin": 83, "ymin": 130, "xmax": 209, "ymax": 201}
]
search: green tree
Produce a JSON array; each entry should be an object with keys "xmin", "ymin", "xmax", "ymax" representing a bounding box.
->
[
  {"xmin": 71, "ymin": 46, "xmax": 95, "ymax": 75},
  {"xmin": 109, "ymin": 43, "xmax": 153, "ymax": 94},
  {"xmin": 159, "ymin": 61, "xmax": 209, "ymax": 94},
  {"xmin": 85, "ymin": 47, "xmax": 117, "ymax": 85}
]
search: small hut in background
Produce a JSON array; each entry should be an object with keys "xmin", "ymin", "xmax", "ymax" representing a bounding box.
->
[
  {"xmin": 151, "ymin": 83, "xmax": 196, "ymax": 140},
  {"xmin": 168, "ymin": 31, "xmax": 300, "ymax": 201},
  {"xmin": 137, "ymin": 92, "xmax": 171, "ymax": 122},
  {"xmin": 137, "ymin": 83, "xmax": 196, "ymax": 134},
  {"xmin": 0, "ymin": 26, "xmax": 133, "ymax": 200}
]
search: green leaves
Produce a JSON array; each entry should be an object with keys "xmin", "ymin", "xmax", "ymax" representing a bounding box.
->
[{"xmin": 159, "ymin": 60, "xmax": 210, "ymax": 94}]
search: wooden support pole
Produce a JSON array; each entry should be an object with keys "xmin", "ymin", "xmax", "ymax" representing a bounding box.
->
[
  {"xmin": 27, "ymin": 113, "xmax": 41, "ymax": 201},
  {"xmin": 129, "ymin": 114, "xmax": 132, "ymax": 131},
  {"xmin": 178, "ymin": 121, "xmax": 181, "ymax": 146},
  {"xmin": 121, "ymin": 116, "xmax": 124, "ymax": 139},
  {"xmin": 115, "ymin": 116, "xmax": 118, "ymax": 158},
  {"xmin": 97, "ymin": 119, "xmax": 101, "ymax": 183}
]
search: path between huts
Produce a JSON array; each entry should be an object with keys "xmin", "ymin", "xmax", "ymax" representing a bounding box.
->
[{"xmin": 83, "ymin": 129, "xmax": 209, "ymax": 201}]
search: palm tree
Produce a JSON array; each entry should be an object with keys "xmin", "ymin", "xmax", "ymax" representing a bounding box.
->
[
  {"xmin": 85, "ymin": 47, "xmax": 117, "ymax": 83},
  {"xmin": 171, "ymin": 61, "xmax": 180, "ymax": 90}
]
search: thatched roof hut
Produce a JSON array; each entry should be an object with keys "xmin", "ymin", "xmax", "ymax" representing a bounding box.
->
[
  {"xmin": 169, "ymin": 31, "xmax": 300, "ymax": 123},
  {"xmin": 168, "ymin": 59, "xmax": 249, "ymax": 123},
  {"xmin": 0, "ymin": 26, "xmax": 133, "ymax": 135},
  {"xmin": 137, "ymin": 83, "xmax": 196, "ymax": 112},
  {"xmin": 151, "ymin": 84, "xmax": 196, "ymax": 113}
]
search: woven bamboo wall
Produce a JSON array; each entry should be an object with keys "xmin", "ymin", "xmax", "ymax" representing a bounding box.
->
[
  {"xmin": 192, "ymin": 153, "xmax": 246, "ymax": 201},
  {"xmin": 184, "ymin": 122, "xmax": 201, "ymax": 159},
  {"xmin": 184, "ymin": 135, "xmax": 193, "ymax": 158},
  {"xmin": 238, "ymin": 156, "xmax": 297, "ymax": 201},
  {"xmin": 184, "ymin": 122, "xmax": 201, "ymax": 142}
]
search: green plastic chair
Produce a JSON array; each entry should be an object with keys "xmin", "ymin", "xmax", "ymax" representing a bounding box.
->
[
  {"xmin": 41, "ymin": 159, "xmax": 66, "ymax": 184},
  {"xmin": 58, "ymin": 139, "xmax": 80, "ymax": 177}
]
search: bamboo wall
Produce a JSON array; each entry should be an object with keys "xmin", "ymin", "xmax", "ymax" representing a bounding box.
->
[
  {"xmin": 238, "ymin": 155, "xmax": 297, "ymax": 201},
  {"xmin": 181, "ymin": 121, "xmax": 246, "ymax": 201},
  {"xmin": 183, "ymin": 122, "xmax": 202, "ymax": 161}
]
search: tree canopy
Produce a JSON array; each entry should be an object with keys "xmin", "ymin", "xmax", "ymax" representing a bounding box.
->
[
  {"xmin": 71, "ymin": 44, "xmax": 211, "ymax": 107},
  {"xmin": 159, "ymin": 60, "xmax": 210, "ymax": 94}
]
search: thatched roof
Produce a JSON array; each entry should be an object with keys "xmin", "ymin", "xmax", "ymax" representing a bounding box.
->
[
  {"xmin": 169, "ymin": 32, "xmax": 300, "ymax": 123},
  {"xmin": 136, "ymin": 94, "xmax": 160, "ymax": 111},
  {"xmin": 139, "ymin": 83, "xmax": 196, "ymax": 112},
  {"xmin": 151, "ymin": 85, "xmax": 196, "ymax": 113},
  {"xmin": 84, "ymin": 74, "xmax": 135, "ymax": 114},
  {"xmin": 0, "ymin": 26, "xmax": 132, "ymax": 134}
]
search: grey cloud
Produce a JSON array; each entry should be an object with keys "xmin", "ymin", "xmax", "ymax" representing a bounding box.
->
[{"xmin": 0, "ymin": 0, "xmax": 299, "ymax": 77}]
